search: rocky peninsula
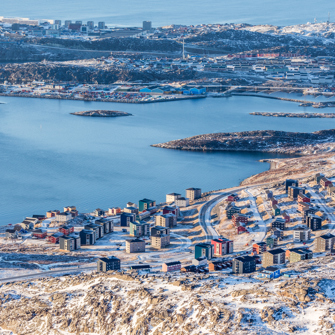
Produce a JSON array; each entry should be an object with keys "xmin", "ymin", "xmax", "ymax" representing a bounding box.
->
[
  {"xmin": 250, "ymin": 112, "xmax": 335, "ymax": 118},
  {"xmin": 70, "ymin": 110, "xmax": 132, "ymax": 117},
  {"xmin": 152, "ymin": 129, "xmax": 335, "ymax": 155}
]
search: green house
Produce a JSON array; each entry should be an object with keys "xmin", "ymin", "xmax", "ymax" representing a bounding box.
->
[{"xmin": 139, "ymin": 198, "xmax": 156, "ymax": 212}]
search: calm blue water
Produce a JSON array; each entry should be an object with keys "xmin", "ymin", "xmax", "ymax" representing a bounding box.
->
[
  {"xmin": 1, "ymin": 0, "xmax": 334, "ymax": 27},
  {"xmin": 1, "ymin": 96, "xmax": 335, "ymax": 225}
]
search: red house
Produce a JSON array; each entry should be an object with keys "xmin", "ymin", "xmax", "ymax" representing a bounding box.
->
[
  {"xmin": 282, "ymin": 211, "xmax": 291, "ymax": 223},
  {"xmin": 162, "ymin": 206, "xmax": 179, "ymax": 217},
  {"xmin": 320, "ymin": 177, "xmax": 333, "ymax": 189},
  {"xmin": 298, "ymin": 202, "xmax": 310, "ymax": 213},
  {"xmin": 47, "ymin": 232, "xmax": 64, "ymax": 244},
  {"xmin": 232, "ymin": 214, "xmax": 248, "ymax": 226},
  {"xmin": 269, "ymin": 197, "xmax": 278, "ymax": 206},
  {"xmin": 32, "ymin": 229, "xmax": 47, "ymax": 239},
  {"xmin": 253, "ymin": 242, "xmax": 267, "ymax": 254},
  {"xmin": 211, "ymin": 238, "xmax": 234, "ymax": 255},
  {"xmin": 227, "ymin": 193, "xmax": 239, "ymax": 202},
  {"xmin": 236, "ymin": 224, "xmax": 247, "ymax": 235},
  {"xmin": 59, "ymin": 226, "xmax": 74, "ymax": 236},
  {"xmin": 297, "ymin": 193, "xmax": 310, "ymax": 203}
]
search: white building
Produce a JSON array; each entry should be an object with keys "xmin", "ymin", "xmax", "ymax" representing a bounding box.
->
[
  {"xmin": 166, "ymin": 193, "xmax": 181, "ymax": 203},
  {"xmin": 55, "ymin": 212, "xmax": 72, "ymax": 222},
  {"xmin": 293, "ymin": 227, "xmax": 311, "ymax": 242},
  {"xmin": 175, "ymin": 197, "xmax": 189, "ymax": 207}
]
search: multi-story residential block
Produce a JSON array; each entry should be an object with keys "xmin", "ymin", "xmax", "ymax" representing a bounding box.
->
[
  {"xmin": 98, "ymin": 22, "xmax": 105, "ymax": 30},
  {"xmin": 175, "ymin": 197, "xmax": 189, "ymax": 207},
  {"xmin": 59, "ymin": 235, "xmax": 80, "ymax": 251},
  {"xmin": 139, "ymin": 199, "xmax": 156, "ymax": 212},
  {"xmin": 129, "ymin": 221, "xmax": 150, "ymax": 237},
  {"xmin": 120, "ymin": 212, "xmax": 136, "ymax": 227},
  {"xmin": 97, "ymin": 256, "xmax": 120, "ymax": 272},
  {"xmin": 32, "ymin": 229, "xmax": 47, "ymax": 239},
  {"xmin": 47, "ymin": 232, "xmax": 64, "ymax": 244},
  {"xmin": 151, "ymin": 226, "xmax": 170, "ymax": 249},
  {"xmin": 195, "ymin": 243, "xmax": 214, "ymax": 260},
  {"xmin": 316, "ymin": 233, "xmax": 335, "ymax": 251},
  {"xmin": 266, "ymin": 235, "xmax": 279, "ymax": 249},
  {"xmin": 155, "ymin": 213, "xmax": 176, "ymax": 228},
  {"xmin": 46, "ymin": 210, "xmax": 60, "ymax": 218},
  {"xmin": 290, "ymin": 249, "xmax": 313, "ymax": 263},
  {"xmin": 297, "ymin": 193, "xmax": 310, "ymax": 203},
  {"xmin": 123, "ymin": 206, "xmax": 138, "ymax": 215},
  {"xmin": 315, "ymin": 173, "xmax": 325, "ymax": 184},
  {"xmin": 126, "ymin": 239, "xmax": 145, "ymax": 253},
  {"xmin": 293, "ymin": 227, "xmax": 311, "ymax": 242},
  {"xmin": 270, "ymin": 227, "xmax": 283, "ymax": 239},
  {"xmin": 262, "ymin": 248, "xmax": 286, "ymax": 267},
  {"xmin": 320, "ymin": 177, "xmax": 333, "ymax": 189},
  {"xmin": 211, "ymin": 238, "xmax": 233, "ymax": 255},
  {"xmin": 166, "ymin": 193, "xmax": 181, "ymax": 203},
  {"xmin": 55, "ymin": 212, "xmax": 72, "ymax": 223},
  {"xmin": 253, "ymin": 242, "xmax": 267, "ymax": 254},
  {"xmin": 233, "ymin": 256, "xmax": 256, "ymax": 274},
  {"xmin": 285, "ymin": 179, "xmax": 298, "ymax": 192},
  {"xmin": 95, "ymin": 219, "xmax": 113, "ymax": 234},
  {"xmin": 94, "ymin": 208, "xmax": 105, "ymax": 217},
  {"xmin": 306, "ymin": 214, "xmax": 322, "ymax": 231},
  {"xmin": 288, "ymin": 186, "xmax": 305, "ymax": 200},
  {"xmin": 186, "ymin": 188, "xmax": 201, "ymax": 201},
  {"xmin": 85, "ymin": 223, "xmax": 103, "ymax": 239},
  {"xmin": 108, "ymin": 207, "xmax": 121, "ymax": 215},
  {"xmin": 80, "ymin": 229, "xmax": 95, "ymax": 245},
  {"xmin": 271, "ymin": 217, "xmax": 286, "ymax": 230}
]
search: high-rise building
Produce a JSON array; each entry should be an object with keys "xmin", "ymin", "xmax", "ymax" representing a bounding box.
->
[
  {"xmin": 64, "ymin": 20, "xmax": 72, "ymax": 27},
  {"xmin": 98, "ymin": 22, "xmax": 105, "ymax": 30},
  {"xmin": 87, "ymin": 21, "xmax": 94, "ymax": 30},
  {"xmin": 143, "ymin": 21, "xmax": 152, "ymax": 31},
  {"xmin": 54, "ymin": 20, "xmax": 62, "ymax": 26},
  {"xmin": 75, "ymin": 20, "xmax": 82, "ymax": 25}
]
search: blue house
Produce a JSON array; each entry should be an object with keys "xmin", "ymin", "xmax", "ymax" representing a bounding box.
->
[
  {"xmin": 139, "ymin": 87, "xmax": 152, "ymax": 93},
  {"xmin": 190, "ymin": 87, "xmax": 200, "ymax": 95},
  {"xmin": 258, "ymin": 266, "xmax": 281, "ymax": 279}
]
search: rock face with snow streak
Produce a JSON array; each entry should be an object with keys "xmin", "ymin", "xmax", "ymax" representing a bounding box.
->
[
  {"xmin": 152, "ymin": 129, "xmax": 335, "ymax": 155},
  {"xmin": 0, "ymin": 256, "xmax": 335, "ymax": 334}
]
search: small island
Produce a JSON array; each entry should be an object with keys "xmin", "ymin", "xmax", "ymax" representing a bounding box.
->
[
  {"xmin": 250, "ymin": 112, "xmax": 335, "ymax": 118},
  {"xmin": 70, "ymin": 110, "xmax": 132, "ymax": 117}
]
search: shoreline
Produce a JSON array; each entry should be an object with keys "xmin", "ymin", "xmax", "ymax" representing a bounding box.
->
[{"xmin": 0, "ymin": 92, "xmax": 206, "ymax": 104}]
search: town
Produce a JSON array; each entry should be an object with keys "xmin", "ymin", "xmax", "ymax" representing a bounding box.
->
[
  {"xmin": 1, "ymin": 17, "xmax": 335, "ymax": 105},
  {"xmin": 2, "ymin": 170, "xmax": 335, "ymax": 283}
]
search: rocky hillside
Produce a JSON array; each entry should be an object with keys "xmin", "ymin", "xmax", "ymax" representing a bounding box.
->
[
  {"xmin": 0, "ymin": 63, "xmax": 198, "ymax": 84},
  {"xmin": 152, "ymin": 129, "xmax": 335, "ymax": 155},
  {"xmin": 0, "ymin": 256, "xmax": 335, "ymax": 334}
]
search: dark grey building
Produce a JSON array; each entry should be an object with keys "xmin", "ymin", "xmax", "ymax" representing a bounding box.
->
[
  {"xmin": 85, "ymin": 224, "xmax": 103, "ymax": 239},
  {"xmin": 306, "ymin": 214, "xmax": 322, "ymax": 231},
  {"xmin": 233, "ymin": 256, "xmax": 256, "ymax": 274},
  {"xmin": 98, "ymin": 22, "xmax": 105, "ymax": 30},
  {"xmin": 80, "ymin": 229, "xmax": 95, "ymax": 245},
  {"xmin": 59, "ymin": 236, "xmax": 80, "ymax": 251},
  {"xmin": 271, "ymin": 218, "xmax": 286, "ymax": 230},
  {"xmin": 143, "ymin": 21, "xmax": 152, "ymax": 30},
  {"xmin": 285, "ymin": 179, "xmax": 298, "ymax": 192},
  {"xmin": 121, "ymin": 213, "xmax": 136, "ymax": 227},
  {"xmin": 97, "ymin": 256, "xmax": 120, "ymax": 272}
]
